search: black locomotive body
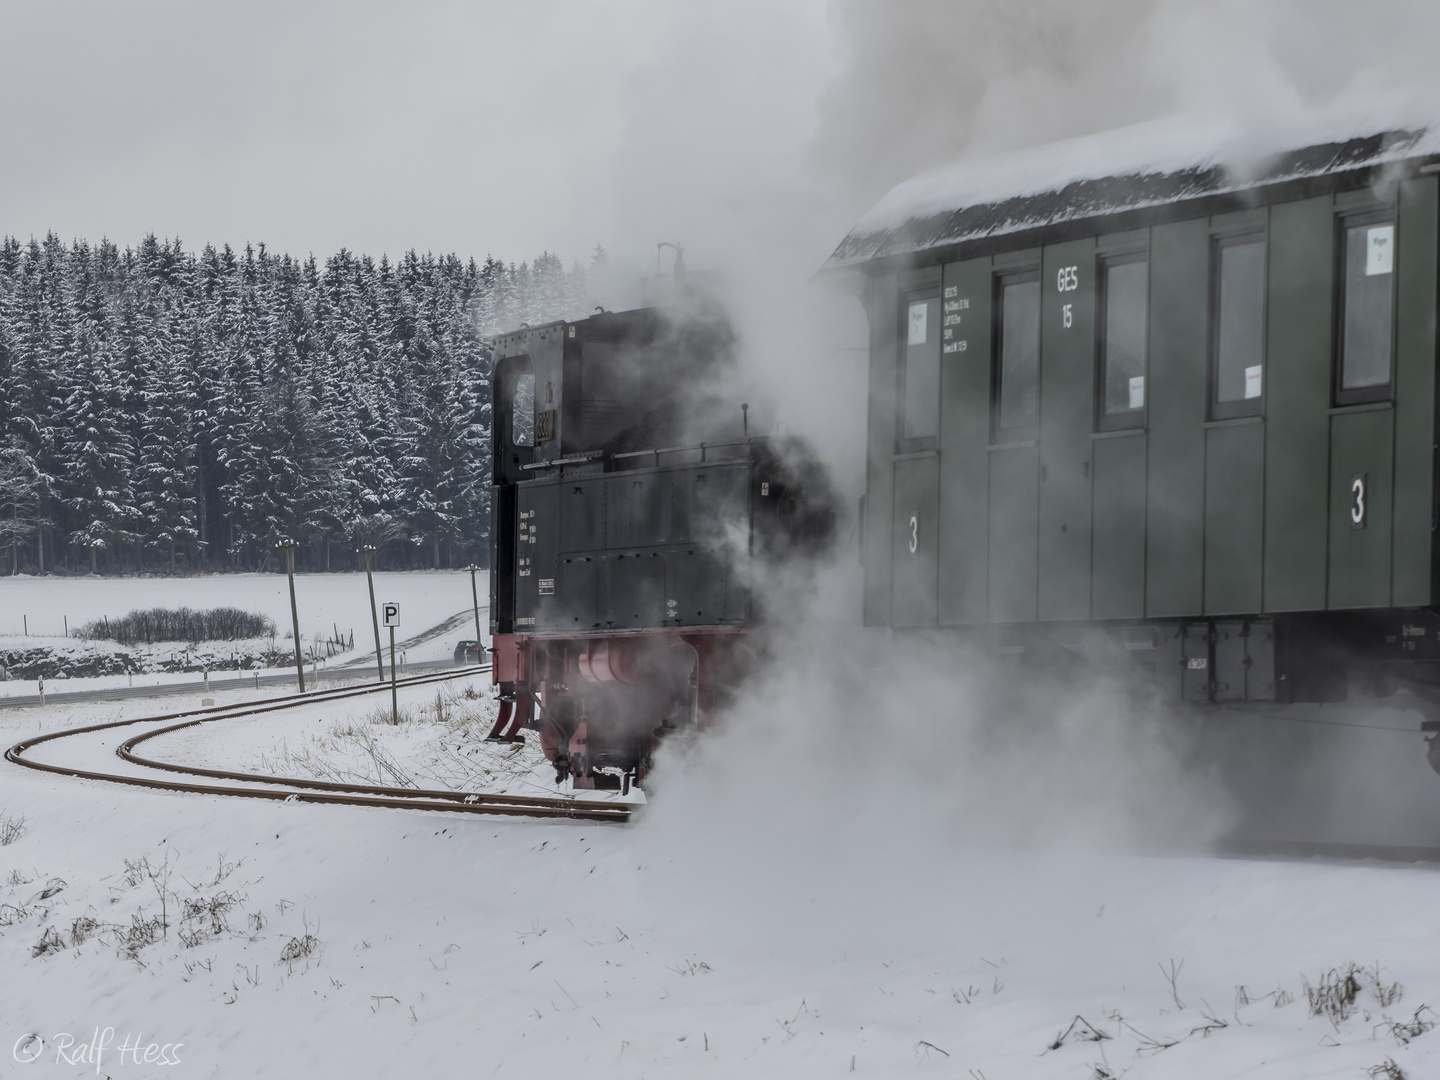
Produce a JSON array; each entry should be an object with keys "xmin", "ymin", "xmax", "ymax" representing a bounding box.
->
[
  {"xmin": 487, "ymin": 305, "xmax": 832, "ymax": 788},
  {"xmin": 829, "ymin": 115, "xmax": 1440, "ymax": 769}
]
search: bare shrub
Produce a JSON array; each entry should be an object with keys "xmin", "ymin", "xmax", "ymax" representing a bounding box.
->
[
  {"xmin": 1368, "ymin": 1058, "xmax": 1407, "ymax": 1080},
  {"xmin": 111, "ymin": 912, "xmax": 166, "ymax": 958},
  {"xmin": 181, "ymin": 891, "xmax": 241, "ymax": 938},
  {"xmin": 1379, "ymin": 1006, "xmax": 1436, "ymax": 1047},
  {"xmin": 1367, "ymin": 962, "xmax": 1405, "ymax": 1008},
  {"xmin": 1190, "ymin": 1006, "xmax": 1228, "ymax": 1038},
  {"xmin": 280, "ymin": 932, "xmax": 320, "ymax": 966},
  {"xmin": 0, "ymin": 810, "xmax": 27, "ymax": 846},
  {"xmin": 69, "ymin": 915, "xmax": 98, "ymax": 946},
  {"xmin": 1158, "ymin": 958, "xmax": 1185, "ymax": 1009},
  {"xmin": 30, "ymin": 926, "xmax": 65, "ymax": 957},
  {"xmin": 120, "ymin": 857, "xmax": 150, "ymax": 888},
  {"xmin": 667, "ymin": 959, "xmax": 712, "ymax": 976},
  {"xmin": 1305, "ymin": 964, "xmax": 1413, "ymax": 1029},
  {"xmin": 1047, "ymin": 1016, "xmax": 1111, "ymax": 1051},
  {"xmin": 0, "ymin": 903, "xmax": 31, "ymax": 926},
  {"xmin": 77, "ymin": 607, "xmax": 274, "ymax": 646},
  {"xmin": 366, "ymin": 704, "xmax": 417, "ymax": 727},
  {"xmin": 1304, "ymin": 965, "xmax": 1364, "ymax": 1027}
]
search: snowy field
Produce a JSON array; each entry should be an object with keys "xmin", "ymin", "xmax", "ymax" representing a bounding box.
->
[
  {"xmin": 0, "ymin": 571, "xmax": 487, "ymax": 696},
  {"xmin": 0, "ymin": 571, "xmax": 486, "ymax": 651},
  {"xmin": 0, "ymin": 667, "xmax": 1438, "ymax": 1077}
]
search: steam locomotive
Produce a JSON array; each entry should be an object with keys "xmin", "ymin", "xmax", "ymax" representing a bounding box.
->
[{"xmin": 486, "ymin": 298, "xmax": 834, "ymax": 789}]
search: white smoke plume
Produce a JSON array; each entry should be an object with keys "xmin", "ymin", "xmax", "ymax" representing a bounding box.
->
[{"xmin": 600, "ymin": 0, "xmax": 1440, "ymax": 870}]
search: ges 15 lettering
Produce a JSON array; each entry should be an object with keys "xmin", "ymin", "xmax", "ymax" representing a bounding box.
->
[{"xmin": 1057, "ymin": 266, "xmax": 1078, "ymax": 329}]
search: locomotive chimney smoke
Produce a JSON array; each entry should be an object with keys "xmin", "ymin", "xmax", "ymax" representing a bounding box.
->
[
  {"xmin": 807, "ymin": 0, "xmax": 1440, "ymax": 226},
  {"xmin": 586, "ymin": 0, "xmax": 1440, "ymax": 886}
]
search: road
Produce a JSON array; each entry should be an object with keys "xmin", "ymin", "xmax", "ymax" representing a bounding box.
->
[{"xmin": 0, "ymin": 658, "xmax": 489, "ymax": 710}]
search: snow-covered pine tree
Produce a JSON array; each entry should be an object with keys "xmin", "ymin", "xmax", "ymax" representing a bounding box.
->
[
  {"xmin": 58, "ymin": 323, "xmax": 138, "ymax": 573},
  {"xmin": 134, "ymin": 298, "xmax": 198, "ymax": 573}
]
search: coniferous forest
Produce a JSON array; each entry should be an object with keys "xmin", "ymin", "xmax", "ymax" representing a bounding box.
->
[{"xmin": 0, "ymin": 235, "xmax": 603, "ymax": 575}]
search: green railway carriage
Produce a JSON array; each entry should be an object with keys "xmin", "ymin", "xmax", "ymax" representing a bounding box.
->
[{"xmin": 828, "ymin": 114, "xmax": 1440, "ymax": 726}]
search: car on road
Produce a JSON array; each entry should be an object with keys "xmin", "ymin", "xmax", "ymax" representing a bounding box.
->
[{"xmin": 454, "ymin": 640, "xmax": 483, "ymax": 663}]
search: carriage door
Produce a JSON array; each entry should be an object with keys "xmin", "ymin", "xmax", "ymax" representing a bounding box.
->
[
  {"xmin": 1328, "ymin": 211, "xmax": 1396, "ymax": 609},
  {"xmin": 892, "ymin": 291, "xmax": 940, "ymax": 626}
]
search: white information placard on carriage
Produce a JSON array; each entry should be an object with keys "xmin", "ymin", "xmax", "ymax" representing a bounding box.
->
[
  {"xmin": 1366, "ymin": 225, "xmax": 1394, "ymax": 276},
  {"xmin": 382, "ymin": 602, "xmax": 400, "ymax": 627},
  {"xmin": 907, "ymin": 302, "xmax": 927, "ymax": 345}
]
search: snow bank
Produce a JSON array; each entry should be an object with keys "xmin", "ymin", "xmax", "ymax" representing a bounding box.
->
[{"xmin": 0, "ymin": 637, "xmax": 291, "ymax": 681}]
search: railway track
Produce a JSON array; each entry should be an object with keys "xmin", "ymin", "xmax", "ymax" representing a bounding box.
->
[
  {"xmin": 4, "ymin": 666, "xmax": 633, "ymax": 824},
  {"xmin": 8, "ymin": 668, "xmax": 1436, "ymax": 859}
]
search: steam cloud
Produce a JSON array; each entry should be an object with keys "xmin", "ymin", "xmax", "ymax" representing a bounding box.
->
[{"xmin": 599, "ymin": 0, "xmax": 1440, "ymax": 871}]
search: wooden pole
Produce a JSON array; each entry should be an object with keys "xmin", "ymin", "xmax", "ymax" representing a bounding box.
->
[
  {"xmin": 364, "ymin": 547, "xmax": 384, "ymax": 681},
  {"xmin": 284, "ymin": 542, "xmax": 305, "ymax": 693},
  {"xmin": 467, "ymin": 564, "xmax": 483, "ymax": 665}
]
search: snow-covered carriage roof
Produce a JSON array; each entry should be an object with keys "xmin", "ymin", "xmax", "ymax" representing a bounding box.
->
[{"xmin": 825, "ymin": 105, "xmax": 1440, "ymax": 271}]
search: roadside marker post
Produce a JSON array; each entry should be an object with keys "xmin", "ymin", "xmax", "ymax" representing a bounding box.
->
[{"xmin": 383, "ymin": 602, "xmax": 400, "ymax": 723}]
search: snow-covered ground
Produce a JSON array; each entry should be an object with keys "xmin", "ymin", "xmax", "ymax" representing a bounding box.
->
[
  {"xmin": 0, "ymin": 674, "xmax": 1437, "ymax": 1076},
  {"xmin": 2, "ymin": 580, "xmax": 1439, "ymax": 1078}
]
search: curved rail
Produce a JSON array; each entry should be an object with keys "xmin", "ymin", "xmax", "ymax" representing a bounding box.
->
[{"xmin": 5, "ymin": 667, "xmax": 631, "ymax": 824}]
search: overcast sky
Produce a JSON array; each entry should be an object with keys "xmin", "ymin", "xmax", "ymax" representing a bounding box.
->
[
  {"xmin": 0, "ymin": 1, "xmax": 842, "ymax": 273},
  {"xmin": 3, "ymin": 2, "xmax": 1432, "ymax": 276}
]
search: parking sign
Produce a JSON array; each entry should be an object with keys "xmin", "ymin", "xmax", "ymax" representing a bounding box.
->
[{"xmin": 382, "ymin": 602, "xmax": 400, "ymax": 627}]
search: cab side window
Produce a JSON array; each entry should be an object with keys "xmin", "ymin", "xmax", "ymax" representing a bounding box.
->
[
  {"xmin": 993, "ymin": 271, "xmax": 1040, "ymax": 441},
  {"xmin": 512, "ymin": 373, "xmax": 535, "ymax": 447},
  {"xmin": 898, "ymin": 291, "xmax": 941, "ymax": 451},
  {"xmin": 1336, "ymin": 212, "xmax": 1395, "ymax": 405},
  {"xmin": 1210, "ymin": 234, "xmax": 1266, "ymax": 419}
]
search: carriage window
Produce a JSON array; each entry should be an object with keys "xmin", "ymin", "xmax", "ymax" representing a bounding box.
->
[
  {"xmin": 1337, "ymin": 213, "xmax": 1395, "ymax": 404},
  {"xmin": 1097, "ymin": 254, "xmax": 1147, "ymax": 431},
  {"xmin": 897, "ymin": 293, "xmax": 941, "ymax": 450},
  {"xmin": 512, "ymin": 373, "xmax": 535, "ymax": 447},
  {"xmin": 994, "ymin": 271, "xmax": 1040, "ymax": 439},
  {"xmin": 1211, "ymin": 234, "xmax": 1266, "ymax": 419}
]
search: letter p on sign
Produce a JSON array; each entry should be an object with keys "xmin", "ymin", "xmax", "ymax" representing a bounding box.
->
[{"xmin": 382, "ymin": 602, "xmax": 400, "ymax": 627}]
